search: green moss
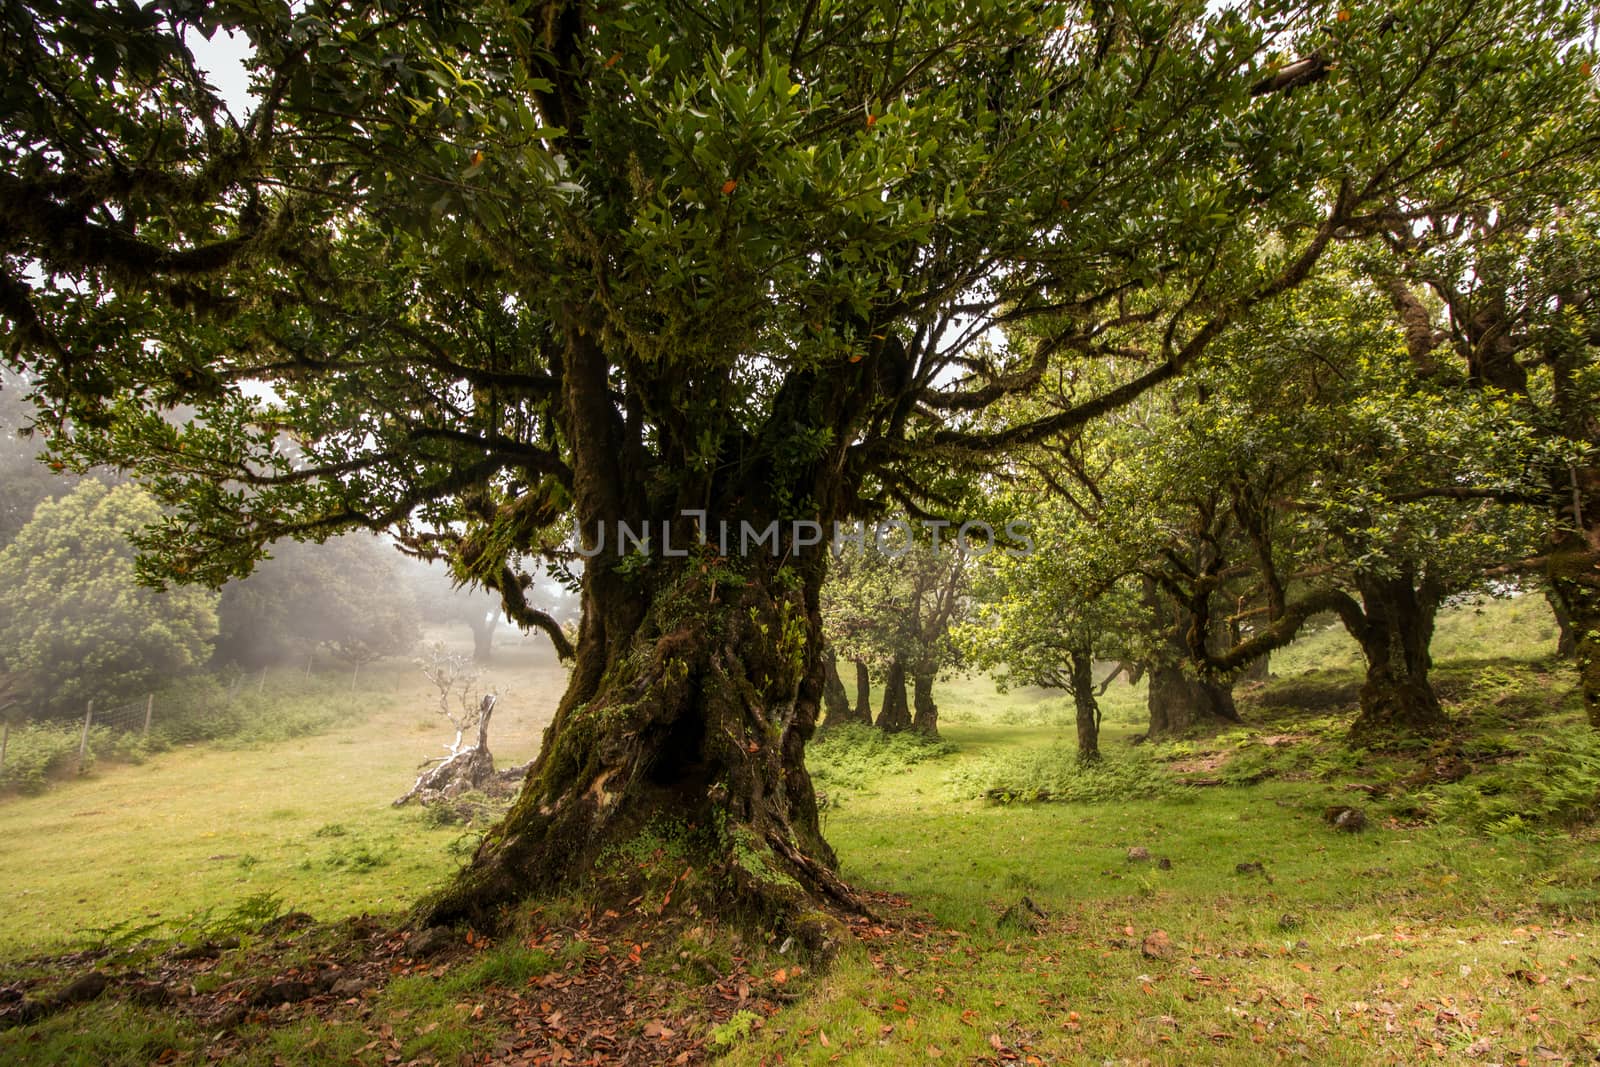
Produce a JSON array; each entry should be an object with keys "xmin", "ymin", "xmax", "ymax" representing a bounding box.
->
[{"xmin": 729, "ymin": 827, "xmax": 803, "ymax": 893}]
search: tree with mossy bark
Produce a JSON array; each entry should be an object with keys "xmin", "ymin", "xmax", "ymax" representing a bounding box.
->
[
  {"xmin": 1156, "ymin": 268, "xmax": 1559, "ymax": 736},
  {"xmin": 2, "ymin": 0, "xmax": 1591, "ymax": 938},
  {"xmin": 1366, "ymin": 193, "xmax": 1600, "ymax": 725}
]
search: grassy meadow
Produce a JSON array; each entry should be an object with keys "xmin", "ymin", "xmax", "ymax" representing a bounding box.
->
[
  {"xmin": 0, "ymin": 629, "xmax": 568, "ymax": 956},
  {"xmin": 4, "ymin": 596, "xmax": 1600, "ymax": 1065}
]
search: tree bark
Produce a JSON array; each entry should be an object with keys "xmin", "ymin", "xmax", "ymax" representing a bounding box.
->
[
  {"xmin": 911, "ymin": 669, "xmax": 939, "ymax": 737},
  {"xmin": 821, "ymin": 646, "xmax": 854, "ymax": 724},
  {"xmin": 1146, "ymin": 662, "xmax": 1240, "ymax": 737},
  {"xmin": 852, "ymin": 660, "xmax": 873, "ymax": 723},
  {"xmin": 1069, "ymin": 647, "xmax": 1101, "ymax": 762},
  {"xmin": 1545, "ymin": 319, "xmax": 1600, "ymax": 722},
  {"xmin": 1550, "ymin": 537, "xmax": 1600, "ymax": 726},
  {"xmin": 1143, "ymin": 578, "xmax": 1241, "ymax": 737},
  {"xmin": 1347, "ymin": 570, "xmax": 1447, "ymax": 736},
  {"xmin": 876, "ymin": 658, "xmax": 911, "ymax": 733}
]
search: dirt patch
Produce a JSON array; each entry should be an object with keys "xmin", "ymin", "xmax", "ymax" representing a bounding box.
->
[{"xmin": 1166, "ymin": 752, "xmax": 1232, "ymax": 776}]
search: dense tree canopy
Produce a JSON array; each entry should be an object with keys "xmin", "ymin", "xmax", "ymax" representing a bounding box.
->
[
  {"xmin": 0, "ymin": 481, "xmax": 218, "ymax": 716},
  {"xmin": 2, "ymin": 0, "xmax": 1596, "ymax": 934}
]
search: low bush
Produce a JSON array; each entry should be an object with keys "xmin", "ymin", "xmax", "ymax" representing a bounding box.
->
[
  {"xmin": 946, "ymin": 744, "xmax": 1173, "ymax": 804},
  {"xmin": 0, "ymin": 670, "xmax": 374, "ymax": 798},
  {"xmin": 1426, "ymin": 724, "xmax": 1600, "ymax": 833},
  {"xmin": 808, "ymin": 723, "xmax": 957, "ymax": 792}
]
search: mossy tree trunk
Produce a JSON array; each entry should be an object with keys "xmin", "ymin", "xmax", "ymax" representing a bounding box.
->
[
  {"xmin": 876, "ymin": 658, "xmax": 911, "ymax": 733},
  {"xmin": 911, "ymin": 668, "xmax": 938, "ymax": 737},
  {"xmin": 421, "ymin": 549, "xmax": 858, "ymax": 941},
  {"xmin": 420, "ymin": 329, "xmax": 868, "ymax": 943},
  {"xmin": 1146, "ymin": 662, "xmax": 1240, "ymax": 737},
  {"xmin": 1143, "ymin": 577, "xmax": 1242, "ymax": 739},
  {"xmin": 1347, "ymin": 569, "xmax": 1447, "ymax": 737}
]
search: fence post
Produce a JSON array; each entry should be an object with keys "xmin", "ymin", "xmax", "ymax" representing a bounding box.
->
[
  {"xmin": 351, "ymin": 662, "xmax": 360, "ymax": 691},
  {"xmin": 142, "ymin": 693, "xmax": 155, "ymax": 738},
  {"xmin": 0, "ymin": 720, "xmax": 9, "ymax": 777},
  {"xmin": 305, "ymin": 654, "xmax": 313, "ymax": 680},
  {"xmin": 78, "ymin": 700, "xmax": 94, "ymax": 772},
  {"xmin": 258, "ymin": 667, "xmax": 267, "ymax": 695}
]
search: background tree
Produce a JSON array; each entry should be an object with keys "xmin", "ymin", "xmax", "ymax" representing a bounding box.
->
[
  {"xmin": 1367, "ymin": 193, "xmax": 1600, "ymax": 722},
  {"xmin": 403, "ymin": 556, "xmax": 577, "ymax": 663},
  {"xmin": 3, "ymin": 0, "xmax": 1591, "ymax": 932},
  {"xmin": 824, "ymin": 544, "xmax": 970, "ymax": 736},
  {"xmin": 1153, "ymin": 270, "xmax": 1556, "ymax": 735},
  {"xmin": 0, "ymin": 481, "xmax": 218, "ymax": 716},
  {"xmin": 214, "ymin": 533, "xmax": 420, "ymax": 669},
  {"xmin": 960, "ymin": 494, "xmax": 1145, "ymax": 760},
  {"xmin": 408, "ymin": 560, "xmax": 504, "ymax": 663}
]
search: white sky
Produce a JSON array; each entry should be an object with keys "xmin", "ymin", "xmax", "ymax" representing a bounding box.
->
[{"xmin": 185, "ymin": 28, "xmax": 256, "ymax": 117}]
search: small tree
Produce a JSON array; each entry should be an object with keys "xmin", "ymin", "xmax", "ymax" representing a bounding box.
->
[{"xmin": 0, "ymin": 481, "xmax": 217, "ymax": 716}]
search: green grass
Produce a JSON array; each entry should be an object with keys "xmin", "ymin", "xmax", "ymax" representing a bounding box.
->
[
  {"xmin": 0, "ymin": 629, "xmax": 570, "ymax": 956},
  {"xmin": 719, "ymin": 593, "xmax": 1599, "ymax": 1065},
  {"xmin": 3, "ymin": 597, "xmax": 1599, "ymax": 1065}
]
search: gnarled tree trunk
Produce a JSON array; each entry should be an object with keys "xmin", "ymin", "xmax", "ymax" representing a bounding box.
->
[
  {"xmin": 1146, "ymin": 663, "xmax": 1240, "ymax": 737},
  {"xmin": 1143, "ymin": 577, "xmax": 1242, "ymax": 739},
  {"xmin": 420, "ymin": 549, "xmax": 859, "ymax": 947},
  {"xmin": 1348, "ymin": 570, "xmax": 1446, "ymax": 736},
  {"xmin": 876, "ymin": 658, "xmax": 911, "ymax": 733},
  {"xmin": 911, "ymin": 668, "xmax": 938, "ymax": 737}
]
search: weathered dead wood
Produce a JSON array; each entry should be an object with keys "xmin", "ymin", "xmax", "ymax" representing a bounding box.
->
[{"xmin": 394, "ymin": 694, "xmax": 499, "ymax": 807}]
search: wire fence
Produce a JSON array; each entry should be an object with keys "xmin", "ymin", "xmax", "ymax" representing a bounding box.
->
[{"xmin": 0, "ymin": 657, "xmax": 397, "ymax": 785}]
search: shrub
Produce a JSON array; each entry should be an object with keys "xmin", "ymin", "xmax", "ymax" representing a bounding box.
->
[
  {"xmin": 0, "ymin": 720, "xmax": 85, "ymax": 792},
  {"xmin": 808, "ymin": 723, "xmax": 956, "ymax": 792},
  {"xmin": 1427, "ymin": 725, "xmax": 1600, "ymax": 832},
  {"xmin": 946, "ymin": 743, "xmax": 1173, "ymax": 804}
]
